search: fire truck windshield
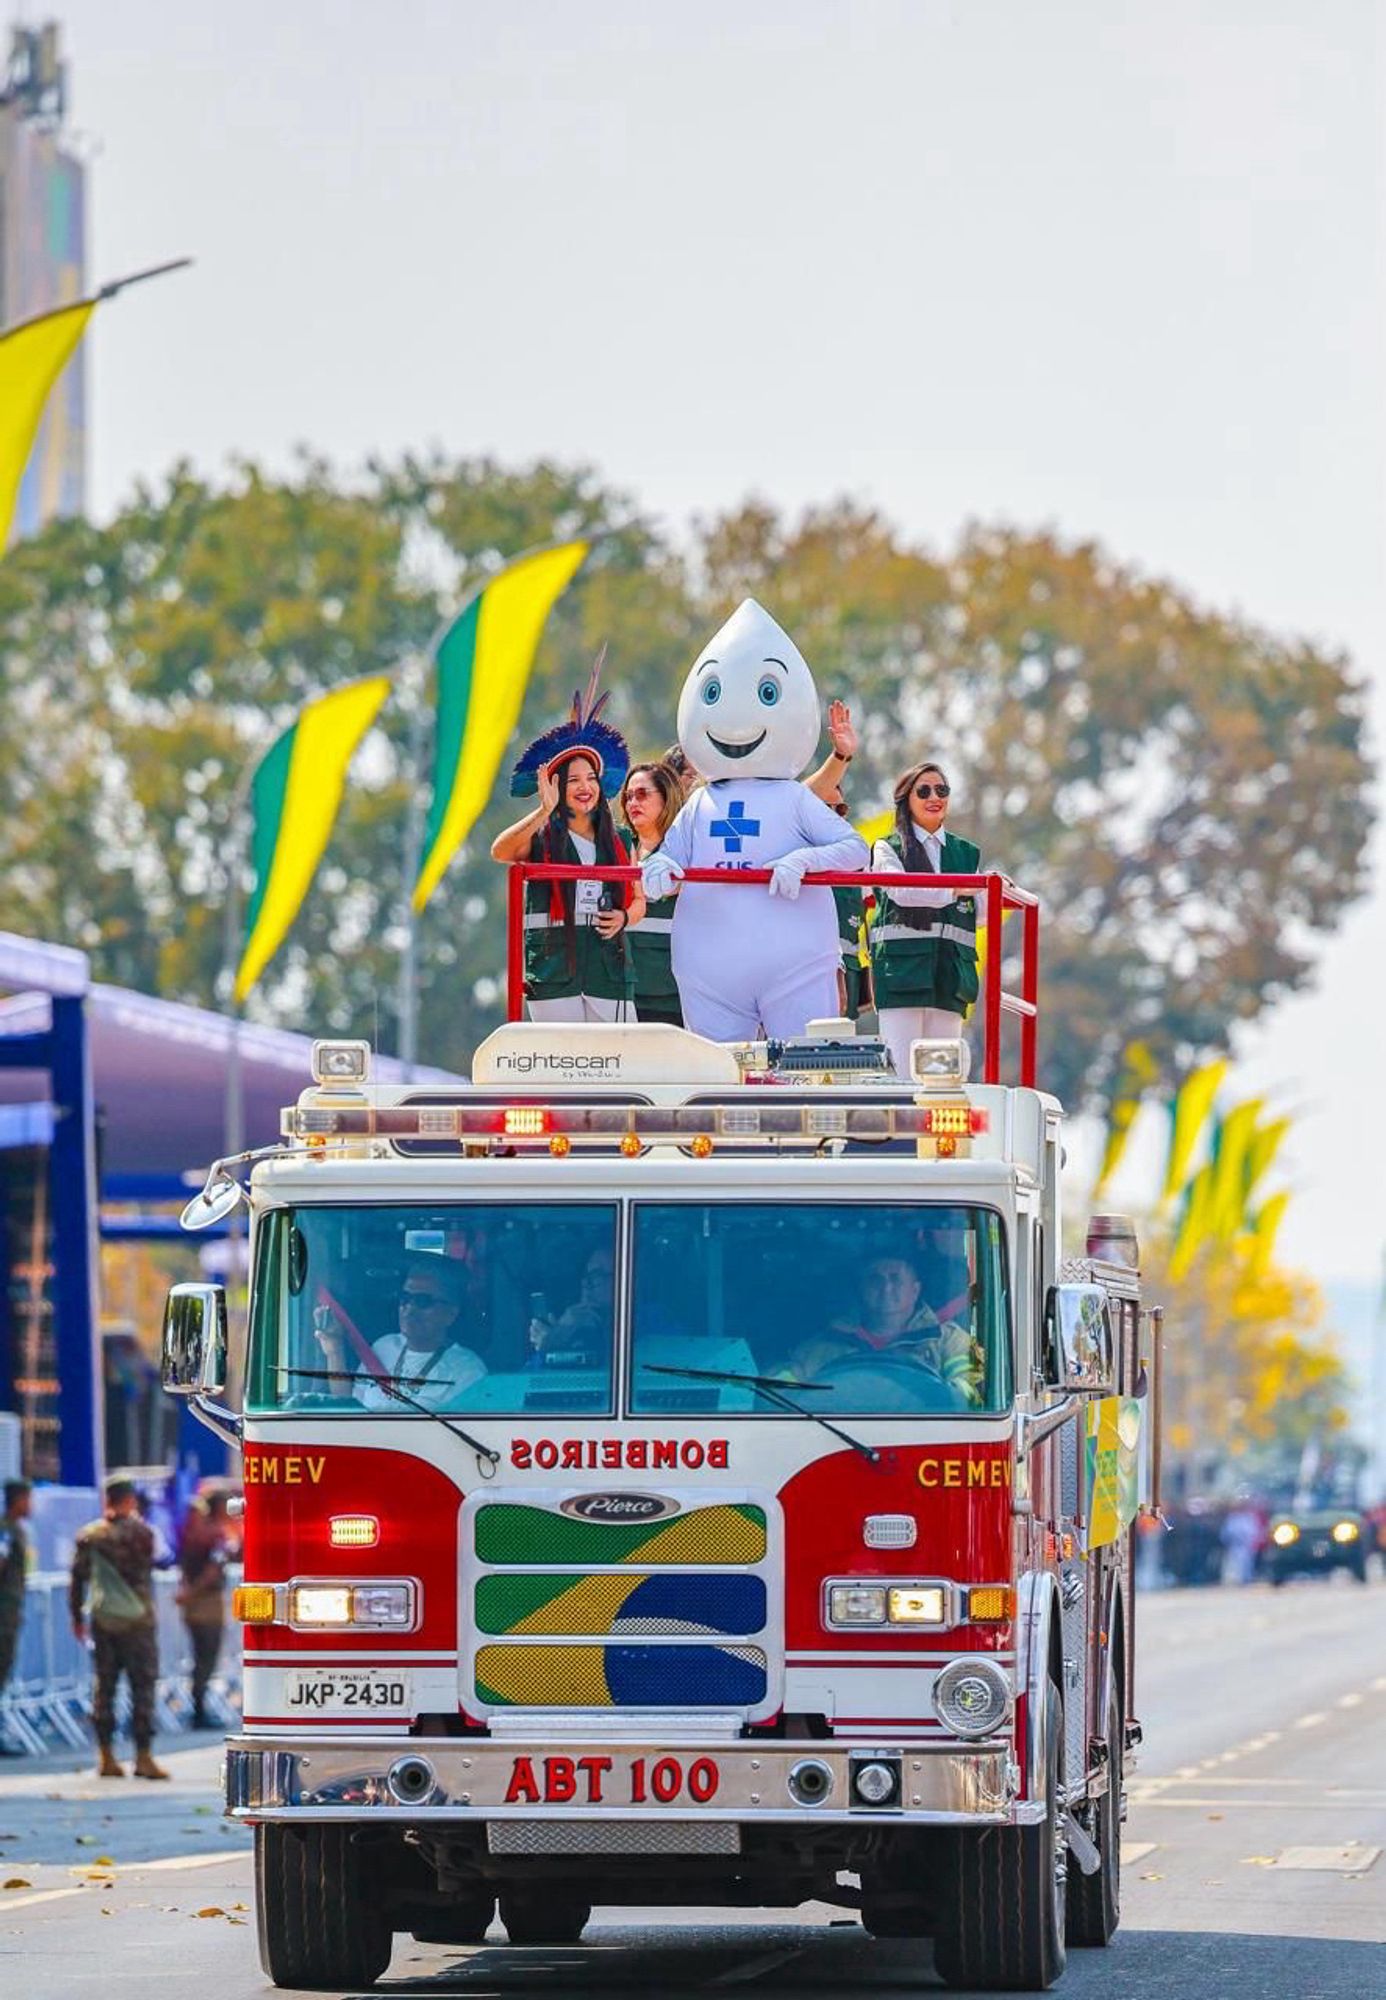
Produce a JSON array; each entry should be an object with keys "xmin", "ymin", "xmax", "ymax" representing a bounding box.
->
[
  {"xmin": 245, "ymin": 1203, "xmax": 619, "ymax": 1416},
  {"xmin": 629, "ymin": 1203, "xmax": 1011, "ymax": 1417}
]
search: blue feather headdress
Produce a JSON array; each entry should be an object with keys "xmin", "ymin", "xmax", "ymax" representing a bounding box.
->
[{"xmin": 509, "ymin": 646, "xmax": 630, "ymax": 798}]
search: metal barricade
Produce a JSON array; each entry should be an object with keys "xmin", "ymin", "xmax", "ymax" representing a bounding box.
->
[{"xmin": 0, "ymin": 1569, "xmax": 243, "ymax": 1755}]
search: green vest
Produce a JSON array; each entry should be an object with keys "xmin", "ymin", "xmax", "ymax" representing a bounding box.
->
[
  {"xmin": 834, "ymin": 885, "xmax": 868, "ymax": 1020},
  {"xmin": 870, "ymin": 830, "xmax": 981, "ymax": 1012},
  {"xmin": 524, "ymin": 828, "xmax": 634, "ymax": 1004},
  {"xmin": 627, "ymin": 889, "xmax": 680, "ymax": 1008}
]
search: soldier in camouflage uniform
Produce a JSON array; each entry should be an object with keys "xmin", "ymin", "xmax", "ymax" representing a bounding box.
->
[
  {"xmin": 0, "ymin": 1478, "xmax": 33, "ymax": 1753},
  {"xmin": 69, "ymin": 1476, "xmax": 169, "ymax": 1780}
]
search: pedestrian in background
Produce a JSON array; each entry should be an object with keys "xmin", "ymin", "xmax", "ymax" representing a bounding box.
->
[
  {"xmin": 621, "ymin": 760, "xmax": 686, "ymax": 1026},
  {"xmin": 870, "ymin": 760, "xmax": 982, "ymax": 1081},
  {"xmin": 69, "ymin": 1475, "xmax": 169, "ymax": 1780},
  {"xmin": 177, "ymin": 1489, "xmax": 239, "ymax": 1729},
  {"xmin": 0, "ymin": 1478, "xmax": 33, "ymax": 1754}
]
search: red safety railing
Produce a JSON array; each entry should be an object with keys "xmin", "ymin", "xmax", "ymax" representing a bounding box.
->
[{"xmin": 505, "ymin": 866, "xmax": 1041, "ymax": 1087}]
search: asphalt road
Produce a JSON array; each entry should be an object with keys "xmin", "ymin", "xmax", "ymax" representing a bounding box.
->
[{"xmin": 3, "ymin": 1576, "xmax": 1383, "ymax": 1999}]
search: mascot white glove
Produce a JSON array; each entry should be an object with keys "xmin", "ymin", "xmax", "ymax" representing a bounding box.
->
[
  {"xmin": 768, "ymin": 852, "xmax": 809, "ymax": 901},
  {"xmin": 642, "ymin": 852, "xmax": 686, "ymax": 902}
]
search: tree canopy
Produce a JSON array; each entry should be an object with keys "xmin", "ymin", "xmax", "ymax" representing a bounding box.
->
[{"xmin": 0, "ymin": 453, "xmax": 1372, "ymax": 1110}]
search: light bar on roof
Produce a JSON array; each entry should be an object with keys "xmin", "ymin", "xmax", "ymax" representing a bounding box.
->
[{"xmin": 280, "ymin": 1098, "xmax": 989, "ymax": 1152}]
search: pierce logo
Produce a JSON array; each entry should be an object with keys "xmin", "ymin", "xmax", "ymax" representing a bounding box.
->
[{"xmin": 559, "ymin": 1492, "xmax": 680, "ymax": 1523}]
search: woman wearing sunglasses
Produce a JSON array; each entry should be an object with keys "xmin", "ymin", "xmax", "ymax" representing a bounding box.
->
[
  {"xmin": 620, "ymin": 760, "xmax": 687, "ymax": 1026},
  {"xmin": 870, "ymin": 761, "xmax": 980, "ymax": 1081}
]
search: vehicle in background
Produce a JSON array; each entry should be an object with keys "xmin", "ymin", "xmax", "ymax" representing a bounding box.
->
[{"xmin": 1264, "ymin": 1509, "xmax": 1368, "ymax": 1586}]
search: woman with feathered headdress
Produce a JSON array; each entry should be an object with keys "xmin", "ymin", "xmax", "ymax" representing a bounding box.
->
[{"xmin": 490, "ymin": 651, "xmax": 645, "ymax": 1020}]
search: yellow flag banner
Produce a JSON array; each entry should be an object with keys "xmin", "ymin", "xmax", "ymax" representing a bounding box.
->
[
  {"xmin": 1094, "ymin": 1040, "xmax": 1159, "ymax": 1196},
  {"xmin": 1244, "ymin": 1189, "xmax": 1291, "ymax": 1278},
  {"xmin": 1244, "ymin": 1115, "xmax": 1291, "ymax": 1203},
  {"xmin": 1169, "ymin": 1160, "xmax": 1215, "ymax": 1281},
  {"xmin": 1208, "ymin": 1097, "xmax": 1264, "ymax": 1243},
  {"xmin": 1161, "ymin": 1058, "xmax": 1228, "ymax": 1205},
  {"xmin": 234, "ymin": 675, "xmax": 392, "ymax": 1002},
  {"xmin": 855, "ymin": 806, "xmax": 894, "ymax": 846},
  {"xmin": 413, "ymin": 541, "xmax": 590, "ymax": 911},
  {"xmin": 0, "ymin": 300, "xmax": 95, "ymax": 548}
]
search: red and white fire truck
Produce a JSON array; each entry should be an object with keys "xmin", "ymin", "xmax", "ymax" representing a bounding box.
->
[{"xmin": 164, "ymin": 869, "xmax": 1160, "ymax": 1991}]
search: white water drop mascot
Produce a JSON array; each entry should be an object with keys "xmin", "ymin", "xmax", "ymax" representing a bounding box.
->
[{"xmin": 643, "ymin": 598, "xmax": 868, "ymax": 1041}]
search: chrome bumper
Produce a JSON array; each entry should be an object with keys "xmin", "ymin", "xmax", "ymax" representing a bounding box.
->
[{"xmin": 224, "ymin": 1735, "xmax": 1021, "ymax": 1828}]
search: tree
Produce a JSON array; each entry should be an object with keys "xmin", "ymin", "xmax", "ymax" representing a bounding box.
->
[
  {"xmin": 1142, "ymin": 1226, "xmax": 1352, "ymax": 1498},
  {"xmin": 0, "ymin": 467, "xmax": 1373, "ymax": 1101}
]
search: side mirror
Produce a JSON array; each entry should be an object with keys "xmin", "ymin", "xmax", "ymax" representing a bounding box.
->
[
  {"xmin": 1043, "ymin": 1283, "xmax": 1114, "ymax": 1393},
  {"xmin": 161, "ymin": 1282, "xmax": 229, "ymax": 1398}
]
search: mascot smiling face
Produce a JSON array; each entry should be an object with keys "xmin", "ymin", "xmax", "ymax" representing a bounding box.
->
[{"xmin": 676, "ymin": 598, "xmax": 821, "ymax": 782}]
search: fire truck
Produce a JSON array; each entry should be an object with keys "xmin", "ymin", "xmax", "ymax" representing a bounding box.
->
[{"xmin": 163, "ymin": 868, "xmax": 1160, "ymax": 1992}]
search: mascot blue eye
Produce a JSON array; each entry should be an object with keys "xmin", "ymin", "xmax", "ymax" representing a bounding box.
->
[
  {"xmin": 757, "ymin": 677, "xmax": 781, "ymax": 706},
  {"xmin": 701, "ymin": 677, "xmax": 722, "ymax": 705}
]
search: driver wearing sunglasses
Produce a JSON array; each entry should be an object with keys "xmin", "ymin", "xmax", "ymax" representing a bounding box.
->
[{"xmin": 313, "ymin": 1254, "xmax": 486, "ymax": 1409}]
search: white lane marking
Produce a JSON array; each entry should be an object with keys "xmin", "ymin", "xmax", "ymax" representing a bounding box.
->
[
  {"xmin": 1265, "ymin": 1846, "xmax": 1381, "ymax": 1873},
  {"xmin": 1293, "ymin": 1712, "xmax": 1327, "ymax": 1729},
  {"xmin": 1121, "ymin": 1842, "xmax": 1157, "ymax": 1864},
  {"xmin": 1129, "ymin": 1796, "xmax": 1386, "ymax": 1812},
  {"xmin": 0, "ymin": 1887, "xmax": 84, "ymax": 1911},
  {"xmin": 130, "ymin": 1852, "xmax": 252, "ymax": 1874},
  {"xmin": 1373, "ymin": 1677, "xmax": 1386, "ymax": 1694},
  {"xmin": 1336, "ymin": 1692, "xmax": 1364, "ymax": 1709}
]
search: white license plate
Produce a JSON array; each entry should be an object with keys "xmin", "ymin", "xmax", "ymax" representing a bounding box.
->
[{"xmin": 282, "ymin": 1669, "xmax": 414, "ymax": 1715}]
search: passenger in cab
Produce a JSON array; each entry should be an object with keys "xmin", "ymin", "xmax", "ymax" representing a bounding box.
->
[
  {"xmin": 490, "ymin": 658, "xmax": 645, "ymax": 1021},
  {"xmin": 871, "ymin": 760, "xmax": 981, "ymax": 1081},
  {"xmin": 527, "ymin": 1243, "xmax": 616, "ymax": 1370},
  {"xmin": 792, "ymin": 1245, "xmax": 982, "ymax": 1405},
  {"xmin": 312, "ymin": 1254, "xmax": 486, "ymax": 1409},
  {"xmin": 620, "ymin": 761, "xmax": 685, "ymax": 1027}
]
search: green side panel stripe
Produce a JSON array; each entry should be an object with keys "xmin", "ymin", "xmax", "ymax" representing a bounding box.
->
[
  {"xmin": 244, "ymin": 723, "xmax": 297, "ymax": 938},
  {"xmin": 420, "ymin": 596, "xmax": 481, "ymax": 860},
  {"xmin": 473, "ymin": 1502, "xmax": 767, "ymax": 1566}
]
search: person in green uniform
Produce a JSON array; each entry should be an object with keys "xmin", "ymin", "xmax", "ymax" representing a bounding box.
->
[
  {"xmin": 870, "ymin": 759, "xmax": 980, "ymax": 1081},
  {"xmin": 620, "ymin": 761, "xmax": 686, "ymax": 1026},
  {"xmin": 491, "ymin": 663, "xmax": 646, "ymax": 1021}
]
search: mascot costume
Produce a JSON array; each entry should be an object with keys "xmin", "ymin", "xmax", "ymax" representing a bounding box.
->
[{"xmin": 643, "ymin": 598, "xmax": 867, "ymax": 1041}]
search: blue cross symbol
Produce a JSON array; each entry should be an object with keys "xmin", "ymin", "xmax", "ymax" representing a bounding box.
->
[{"xmin": 710, "ymin": 799, "xmax": 760, "ymax": 855}]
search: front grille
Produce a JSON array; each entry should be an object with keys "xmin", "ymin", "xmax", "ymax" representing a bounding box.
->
[
  {"xmin": 486, "ymin": 1819, "xmax": 741, "ymax": 1856},
  {"xmin": 467, "ymin": 1494, "xmax": 778, "ymax": 1717}
]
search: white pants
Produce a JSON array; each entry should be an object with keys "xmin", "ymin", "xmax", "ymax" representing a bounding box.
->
[
  {"xmin": 878, "ymin": 1005, "xmax": 964, "ymax": 1080},
  {"xmin": 526, "ymin": 994, "xmax": 625, "ymax": 1023},
  {"xmin": 679, "ymin": 965, "xmax": 841, "ymax": 1045}
]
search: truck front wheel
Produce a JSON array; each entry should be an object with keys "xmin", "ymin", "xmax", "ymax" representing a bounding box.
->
[
  {"xmin": 255, "ymin": 1825, "xmax": 393, "ymax": 1991},
  {"xmin": 932, "ymin": 1681, "xmax": 1067, "ymax": 1991}
]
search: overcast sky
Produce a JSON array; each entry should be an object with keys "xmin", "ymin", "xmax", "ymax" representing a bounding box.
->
[{"xmin": 35, "ymin": 0, "xmax": 1386, "ymax": 1288}]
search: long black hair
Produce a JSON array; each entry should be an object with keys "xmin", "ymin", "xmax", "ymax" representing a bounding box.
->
[
  {"xmin": 892, "ymin": 760, "xmax": 950, "ymax": 872},
  {"xmin": 531, "ymin": 753, "xmax": 626, "ymax": 955}
]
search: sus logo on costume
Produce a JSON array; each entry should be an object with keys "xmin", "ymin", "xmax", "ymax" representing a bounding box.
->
[{"xmin": 643, "ymin": 599, "xmax": 868, "ymax": 1042}]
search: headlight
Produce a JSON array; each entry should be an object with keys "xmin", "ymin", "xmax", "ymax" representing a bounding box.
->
[
  {"xmin": 1331, "ymin": 1521, "xmax": 1360, "ymax": 1545},
  {"xmin": 887, "ymin": 1586, "xmax": 947, "ymax": 1625},
  {"xmin": 828, "ymin": 1584, "xmax": 888, "ymax": 1626},
  {"xmin": 1271, "ymin": 1522, "xmax": 1299, "ymax": 1547},
  {"xmin": 292, "ymin": 1585, "xmax": 353, "ymax": 1625},
  {"xmin": 934, "ymin": 1658, "xmax": 1011, "ymax": 1738},
  {"xmin": 311, "ymin": 1038, "xmax": 371, "ymax": 1084},
  {"xmin": 289, "ymin": 1581, "xmax": 415, "ymax": 1628}
]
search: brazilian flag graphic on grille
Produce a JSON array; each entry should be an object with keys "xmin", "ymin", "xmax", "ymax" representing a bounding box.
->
[
  {"xmin": 476, "ymin": 1643, "xmax": 768, "ymax": 1708},
  {"xmin": 474, "ymin": 1503, "xmax": 766, "ymax": 1566},
  {"xmin": 476, "ymin": 1570, "xmax": 767, "ymax": 1637}
]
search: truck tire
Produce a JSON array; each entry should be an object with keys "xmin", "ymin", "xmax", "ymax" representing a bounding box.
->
[
  {"xmin": 932, "ymin": 1682, "xmax": 1067, "ymax": 1991},
  {"xmin": 498, "ymin": 1888, "xmax": 591, "ymax": 1945},
  {"xmin": 255, "ymin": 1825, "xmax": 393, "ymax": 1991},
  {"xmin": 1066, "ymin": 1680, "xmax": 1121, "ymax": 1946}
]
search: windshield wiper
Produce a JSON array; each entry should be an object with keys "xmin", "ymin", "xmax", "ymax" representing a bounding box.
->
[
  {"xmin": 274, "ymin": 1366, "xmax": 500, "ymax": 1475},
  {"xmin": 643, "ymin": 1363, "xmax": 881, "ymax": 1465}
]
